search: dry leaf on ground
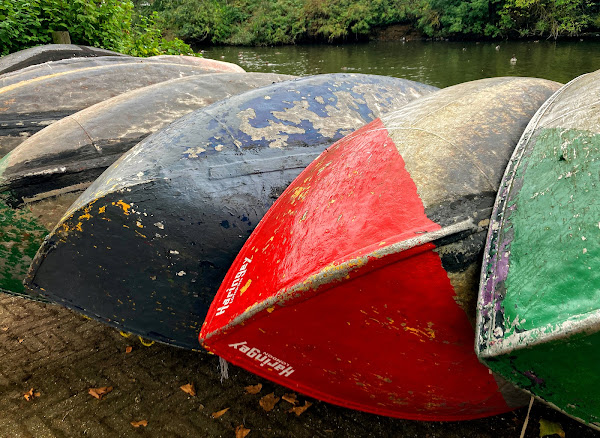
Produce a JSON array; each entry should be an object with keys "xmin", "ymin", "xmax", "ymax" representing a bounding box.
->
[
  {"xmin": 18, "ymin": 338, "xmax": 24, "ymax": 344},
  {"xmin": 259, "ymin": 392, "xmax": 280, "ymax": 412},
  {"xmin": 1, "ymin": 327, "xmax": 8, "ymax": 331},
  {"xmin": 289, "ymin": 401, "xmax": 312, "ymax": 416},
  {"xmin": 212, "ymin": 408, "xmax": 230, "ymax": 419},
  {"xmin": 131, "ymin": 420, "xmax": 148, "ymax": 428},
  {"xmin": 235, "ymin": 425, "xmax": 251, "ymax": 438},
  {"xmin": 88, "ymin": 386, "xmax": 113, "ymax": 400},
  {"xmin": 539, "ymin": 419, "xmax": 565, "ymax": 438},
  {"xmin": 23, "ymin": 388, "xmax": 40, "ymax": 401},
  {"xmin": 245, "ymin": 383, "xmax": 262, "ymax": 395},
  {"xmin": 125, "ymin": 346, "xmax": 133, "ymax": 354},
  {"xmin": 282, "ymin": 393, "xmax": 298, "ymax": 405},
  {"xmin": 180, "ymin": 383, "xmax": 196, "ymax": 396}
]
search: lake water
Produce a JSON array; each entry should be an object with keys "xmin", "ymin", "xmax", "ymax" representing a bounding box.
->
[{"xmin": 202, "ymin": 39, "xmax": 600, "ymax": 87}]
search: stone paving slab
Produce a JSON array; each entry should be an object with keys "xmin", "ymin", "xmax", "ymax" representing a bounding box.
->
[{"xmin": 0, "ymin": 294, "xmax": 597, "ymax": 438}]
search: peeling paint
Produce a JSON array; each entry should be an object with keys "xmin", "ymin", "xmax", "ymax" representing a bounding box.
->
[
  {"xmin": 26, "ymin": 73, "xmax": 439, "ymax": 350},
  {"xmin": 477, "ymin": 70, "xmax": 600, "ymax": 429},
  {"xmin": 201, "ymin": 77, "xmax": 560, "ymax": 421}
]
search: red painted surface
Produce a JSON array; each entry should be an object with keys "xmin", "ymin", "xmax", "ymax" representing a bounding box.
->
[{"xmin": 200, "ymin": 118, "xmax": 513, "ymax": 420}]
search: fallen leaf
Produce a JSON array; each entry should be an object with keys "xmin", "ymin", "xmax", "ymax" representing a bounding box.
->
[
  {"xmin": 245, "ymin": 383, "xmax": 262, "ymax": 395},
  {"xmin": 131, "ymin": 420, "xmax": 148, "ymax": 428},
  {"xmin": 282, "ymin": 393, "xmax": 298, "ymax": 405},
  {"xmin": 125, "ymin": 346, "xmax": 133, "ymax": 354},
  {"xmin": 289, "ymin": 401, "xmax": 312, "ymax": 416},
  {"xmin": 212, "ymin": 407, "xmax": 229, "ymax": 419},
  {"xmin": 18, "ymin": 338, "xmax": 24, "ymax": 344},
  {"xmin": 259, "ymin": 392, "xmax": 280, "ymax": 412},
  {"xmin": 539, "ymin": 419, "xmax": 565, "ymax": 438},
  {"xmin": 2, "ymin": 327, "xmax": 8, "ymax": 331},
  {"xmin": 23, "ymin": 388, "xmax": 41, "ymax": 401},
  {"xmin": 235, "ymin": 425, "xmax": 251, "ymax": 438},
  {"xmin": 88, "ymin": 386, "xmax": 113, "ymax": 400},
  {"xmin": 180, "ymin": 383, "xmax": 196, "ymax": 397}
]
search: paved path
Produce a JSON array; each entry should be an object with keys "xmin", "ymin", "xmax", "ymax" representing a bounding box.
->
[{"xmin": 0, "ymin": 295, "xmax": 597, "ymax": 438}]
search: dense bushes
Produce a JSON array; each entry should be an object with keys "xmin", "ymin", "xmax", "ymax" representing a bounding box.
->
[
  {"xmin": 499, "ymin": 0, "xmax": 598, "ymax": 38},
  {"xmin": 150, "ymin": 0, "xmax": 427, "ymax": 45},
  {"xmin": 2, "ymin": 0, "xmax": 598, "ymax": 55},
  {"xmin": 143, "ymin": 0, "xmax": 599, "ymax": 46},
  {"xmin": 0, "ymin": 0, "xmax": 196, "ymax": 56},
  {"xmin": 416, "ymin": 0, "xmax": 598, "ymax": 38}
]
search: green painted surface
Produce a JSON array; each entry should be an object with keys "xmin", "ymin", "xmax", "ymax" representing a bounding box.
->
[
  {"xmin": 502, "ymin": 128, "xmax": 600, "ymax": 336},
  {"xmin": 486, "ymin": 329, "xmax": 600, "ymax": 427},
  {"xmin": 0, "ymin": 192, "xmax": 48, "ymax": 294}
]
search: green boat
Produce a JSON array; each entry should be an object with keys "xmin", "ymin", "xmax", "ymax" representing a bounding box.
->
[{"xmin": 476, "ymin": 69, "xmax": 600, "ymax": 430}]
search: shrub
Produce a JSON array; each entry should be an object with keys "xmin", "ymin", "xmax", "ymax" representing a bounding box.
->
[{"xmin": 0, "ymin": 0, "xmax": 196, "ymax": 56}]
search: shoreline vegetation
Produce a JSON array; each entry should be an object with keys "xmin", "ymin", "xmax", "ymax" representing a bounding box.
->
[
  {"xmin": 151, "ymin": 0, "xmax": 599, "ymax": 46},
  {"xmin": 1, "ymin": 0, "xmax": 599, "ymax": 57}
]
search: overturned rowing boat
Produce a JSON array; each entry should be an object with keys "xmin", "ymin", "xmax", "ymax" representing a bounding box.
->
[
  {"xmin": 0, "ymin": 55, "xmax": 243, "ymax": 87},
  {"xmin": 199, "ymin": 77, "xmax": 561, "ymax": 420},
  {"xmin": 25, "ymin": 73, "xmax": 438, "ymax": 349},
  {"xmin": 0, "ymin": 44, "xmax": 127, "ymax": 76},
  {"xmin": 0, "ymin": 56, "xmax": 244, "ymax": 154},
  {"xmin": 0, "ymin": 72, "xmax": 292, "ymax": 298},
  {"xmin": 477, "ymin": 70, "xmax": 600, "ymax": 429}
]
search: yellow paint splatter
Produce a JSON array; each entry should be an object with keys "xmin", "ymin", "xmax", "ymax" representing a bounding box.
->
[
  {"xmin": 266, "ymin": 307, "xmax": 275, "ymax": 313},
  {"xmin": 113, "ymin": 200, "xmax": 132, "ymax": 215},
  {"xmin": 403, "ymin": 325, "xmax": 436, "ymax": 341},
  {"xmin": 98, "ymin": 206, "xmax": 106, "ymax": 214},
  {"xmin": 290, "ymin": 186, "xmax": 310, "ymax": 205},
  {"xmin": 239, "ymin": 279, "xmax": 252, "ymax": 295},
  {"xmin": 375, "ymin": 375, "xmax": 392, "ymax": 383}
]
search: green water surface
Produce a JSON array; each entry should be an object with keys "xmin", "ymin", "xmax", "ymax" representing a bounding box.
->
[{"xmin": 202, "ymin": 39, "xmax": 600, "ymax": 87}]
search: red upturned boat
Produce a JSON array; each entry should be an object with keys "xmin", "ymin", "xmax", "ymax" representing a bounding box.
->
[{"xmin": 199, "ymin": 77, "xmax": 561, "ymax": 421}]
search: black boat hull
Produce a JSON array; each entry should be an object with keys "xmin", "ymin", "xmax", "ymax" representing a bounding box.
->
[{"xmin": 26, "ymin": 74, "xmax": 438, "ymax": 349}]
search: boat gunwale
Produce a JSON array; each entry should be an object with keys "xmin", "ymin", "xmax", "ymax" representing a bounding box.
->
[
  {"xmin": 201, "ymin": 216, "xmax": 481, "ymax": 342},
  {"xmin": 477, "ymin": 308, "xmax": 600, "ymax": 358}
]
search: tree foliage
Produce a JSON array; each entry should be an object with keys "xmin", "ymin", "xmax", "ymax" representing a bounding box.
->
[
  {"xmin": 141, "ymin": 0, "xmax": 598, "ymax": 45},
  {"xmin": 499, "ymin": 0, "xmax": 596, "ymax": 37},
  {"xmin": 2, "ymin": 0, "xmax": 599, "ymax": 55},
  {"xmin": 0, "ymin": 0, "xmax": 196, "ymax": 56}
]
